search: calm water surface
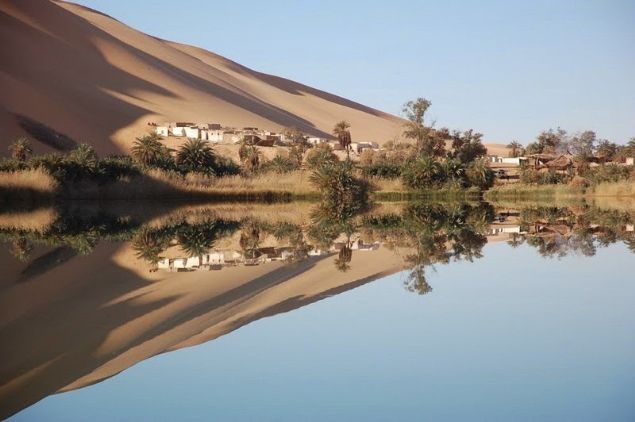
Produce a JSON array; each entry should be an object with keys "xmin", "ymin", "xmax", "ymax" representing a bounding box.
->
[{"xmin": 1, "ymin": 201, "xmax": 634, "ymax": 421}]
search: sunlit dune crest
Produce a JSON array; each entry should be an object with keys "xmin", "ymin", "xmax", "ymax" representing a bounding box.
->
[{"xmin": 0, "ymin": 0, "xmax": 405, "ymax": 155}]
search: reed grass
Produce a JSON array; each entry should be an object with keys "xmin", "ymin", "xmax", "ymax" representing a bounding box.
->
[
  {"xmin": 589, "ymin": 180, "xmax": 635, "ymax": 197},
  {"xmin": 0, "ymin": 169, "xmax": 58, "ymax": 201},
  {"xmin": 0, "ymin": 207, "xmax": 58, "ymax": 231},
  {"xmin": 59, "ymin": 170, "xmax": 320, "ymax": 200},
  {"xmin": 484, "ymin": 183, "xmax": 585, "ymax": 200}
]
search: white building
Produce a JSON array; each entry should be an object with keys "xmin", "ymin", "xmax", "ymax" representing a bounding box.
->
[
  {"xmin": 156, "ymin": 126, "xmax": 170, "ymax": 137},
  {"xmin": 307, "ymin": 137, "xmax": 328, "ymax": 146},
  {"xmin": 171, "ymin": 126, "xmax": 185, "ymax": 137},
  {"xmin": 489, "ymin": 156, "xmax": 526, "ymax": 166},
  {"xmin": 183, "ymin": 126, "xmax": 200, "ymax": 139}
]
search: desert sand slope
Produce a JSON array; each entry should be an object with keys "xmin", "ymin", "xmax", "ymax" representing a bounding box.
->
[
  {"xmin": 0, "ymin": 240, "xmax": 405, "ymax": 419},
  {"xmin": 0, "ymin": 0, "xmax": 405, "ymax": 155}
]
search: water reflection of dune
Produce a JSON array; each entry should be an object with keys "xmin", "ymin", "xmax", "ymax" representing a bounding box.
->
[
  {"xmin": 0, "ymin": 239, "xmax": 404, "ymax": 419},
  {"xmin": 2, "ymin": 200, "xmax": 633, "ymax": 419}
]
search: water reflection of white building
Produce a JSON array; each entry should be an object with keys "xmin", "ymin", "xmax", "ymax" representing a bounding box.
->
[
  {"xmin": 154, "ymin": 237, "xmax": 383, "ymax": 272},
  {"xmin": 157, "ymin": 250, "xmax": 243, "ymax": 271},
  {"xmin": 487, "ymin": 226, "xmax": 521, "ymax": 236}
]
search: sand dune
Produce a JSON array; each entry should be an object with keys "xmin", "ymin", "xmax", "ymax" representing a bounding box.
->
[{"xmin": 0, "ymin": 0, "xmax": 405, "ymax": 156}]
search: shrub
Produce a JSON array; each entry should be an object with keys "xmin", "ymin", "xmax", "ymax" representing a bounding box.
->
[
  {"xmin": 306, "ymin": 143, "xmax": 338, "ymax": 169},
  {"xmin": 401, "ymin": 156, "xmax": 445, "ymax": 189},
  {"xmin": 263, "ymin": 154, "xmax": 300, "ymax": 174},
  {"xmin": 310, "ymin": 162, "xmax": 371, "ymax": 218},
  {"xmin": 360, "ymin": 162, "xmax": 402, "ymax": 179},
  {"xmin": 213, "ymin": 156, "xmax": 241, "ymax": 176},
  {"xmin": 538, "ymin": 170, "xmax": 569, "ymax": 185},
  {"xmin": 465, "ymin": 159, "xmax": 494, "ymax": 189},
  {"xmin": 580, "ymin": 164, "xmax": 632, "ymax": 184}
]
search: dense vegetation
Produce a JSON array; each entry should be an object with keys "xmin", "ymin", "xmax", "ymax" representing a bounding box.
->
[
  {"xmin": 3, "ymin": 98, "xmax": 633, "ymax": 198},
  {"xmin": 2, "ymin": 200, "xmax": 633, "ymax": 293}
]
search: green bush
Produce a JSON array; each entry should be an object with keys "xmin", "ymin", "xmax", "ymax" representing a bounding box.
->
[
  {"xmin": 310, "ymin": 162, "xmax": 371, "ymax": 218},
  {"xmin": 401, "ymin": 157, "xmax": 446, "ymax": 189},
  {"xmin": 360, "ymin": 162, "xmax": 402, "ymax": 179},
  {"xmin": 465, "ymin": 159, "xmax": 495, "ymax": 189},
  {"xmin": 306, "ymin": 144, "xmax": 338, "ymax": 169},
  {"xmin": 262, "ymin": 154, "xmax": 300, "ymax": 174},
  {"xmin": 580, "ymin": 164, "xmax": 632, "ymax": 184}
]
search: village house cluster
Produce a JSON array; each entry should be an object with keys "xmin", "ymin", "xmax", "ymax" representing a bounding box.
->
[
  {"xmin": 485, "ymin": 153, "xmax": 634, "ymax": 180},
  {"xmin": 150, "ymin": 122, "xmax": 381, "ymax": 154}
]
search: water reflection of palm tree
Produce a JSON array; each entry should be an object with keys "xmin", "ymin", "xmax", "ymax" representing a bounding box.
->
[
  {"xmin": 334, "ymin": 237, "xmax": 353, "ymax": 272},
  {"xmin": 240, "ymin": 221, "xmax": 261, "ymax": 261},
  {"xmin": 10, "ymin": 236, "xmax": 33, "ymax": 262},
  {"xmin": 273, "ymin": 223, "xmax": 310, "ymax": 263},
  {"xmin": 178, "ymin": 220, "xmax": 237, "ymax": 265},
  {"xmin": 132, "ymin": 228, "xmax": 169, "ymax": 267}
]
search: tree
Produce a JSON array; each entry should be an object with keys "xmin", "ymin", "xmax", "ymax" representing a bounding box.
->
[
  {"xmin": 8, "ymin": 138, "xmax": 33, "ymax": 161},
  {"xmin": 176, "ymin": 139, "xmax": 216, "ymax": 173},
  {"xmin": 506, "ymin": 141, "xmax": 523, "ymax": 158},
  {"xmin": 402, "ymin": 97, "xmax": 434, "ymax": 155},
  {"xmin": 567, "ymin": 130, "xmax": 596, "ymax": 159},
  {"xmin": 283, "ymin": 127, "xmax": 306, "ymax": 145},
  {"xmin": 448, "ymin": 129, "xmax": 487, "ymax": 164},
  {"xmin": 595, "ymin": 140, "xmax": 618, "ymax": 162},
  {"xmin": 536, "ymin": 128, "xmax": 567, "ymax": 153},
  {"xmin": 524, "ymin": 142, "xmax": 542, "ymax": 155},
  {"xmin": 131, "ymin": 133, "xmax": 169, "ymax": 166},
  {"xmin": 333, "ymin": 120, "xmax": 352, "ymax": 160}
]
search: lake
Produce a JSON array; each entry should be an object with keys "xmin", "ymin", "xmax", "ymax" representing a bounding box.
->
[{"xmin": 1, "ymin": 200, "xmax": 634, "ymax": 421}]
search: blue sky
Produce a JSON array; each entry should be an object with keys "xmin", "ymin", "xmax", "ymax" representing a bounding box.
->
[{"xmin": 75, "ymin": 0, "xmax": 634, "ymax": 144}]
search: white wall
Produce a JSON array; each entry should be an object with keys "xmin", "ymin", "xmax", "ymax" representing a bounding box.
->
[{"xmin": 184, "ymin": 127, "xmax": 200, "ymax": 139}]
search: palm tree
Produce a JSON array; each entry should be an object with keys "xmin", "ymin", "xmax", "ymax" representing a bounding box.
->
[
  {"xmin": 466, "ymin": 159, "xmax": 494, "ymax": 189},
  {"xmin": 239, "ymin": 143, "xmax": 261, "ymax": 174},
  {"xmin": 402, "ymin": 156, "xmax": 442, "ymax": 189},
  {"xmin": 9, "ymin": 138, "xmax": 33, "ymax": 161},
  {"xmin": 506, "ymin": 141, "xmax": 523, "ymax": 158},
  {"xmin": 131, "ymin": 134, "xmax": 168, "ymax": 166},
  {"xmin": 333, "ymin": 120, "xmax": 352, "ymax": 160},
  {"xmin": 443, "ymin": 159, "xmax": 466, "ymax": 187},
  {"xmin": 176, "ymin": 139, "xmax": 216, "ymax": 173}
]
